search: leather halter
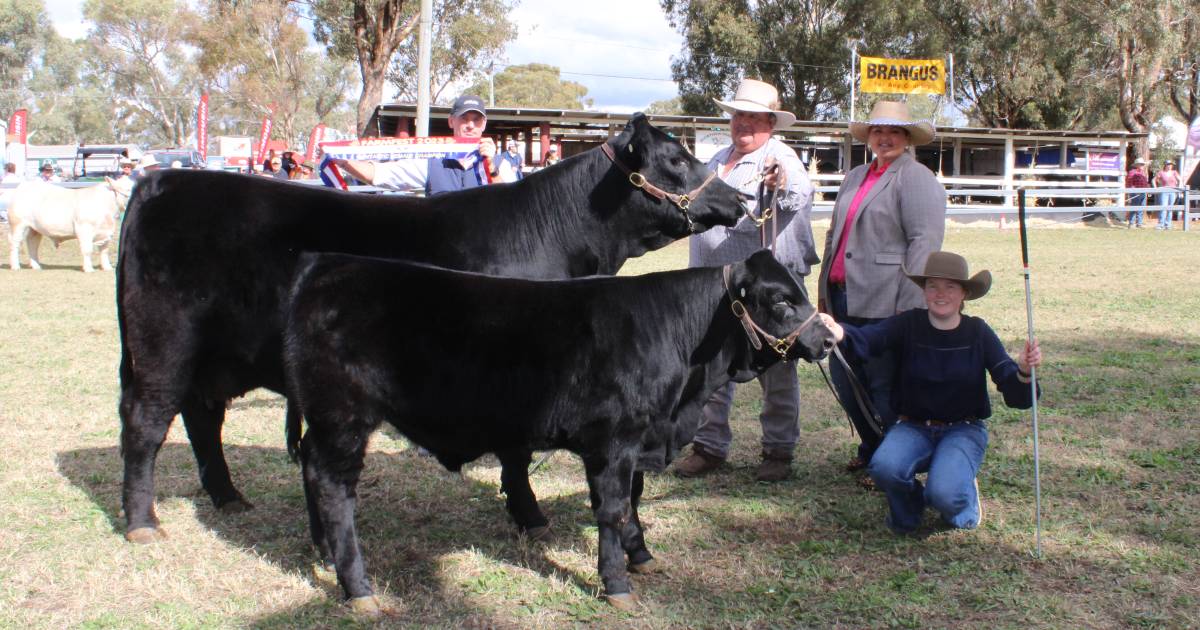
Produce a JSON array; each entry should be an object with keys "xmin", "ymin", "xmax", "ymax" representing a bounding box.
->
[
  {"xmin": 600, "ymin": 142, "xmax": 719, "ymax": 233},
  {"xmin": 723, "ymin": 265, "xmax": 821, "ymax": 359}
]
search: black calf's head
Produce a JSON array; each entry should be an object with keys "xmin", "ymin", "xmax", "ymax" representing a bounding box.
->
[
  {"xmin": 603, "ymin": 114, "xmax": 743, "ymax": 242},
  {"xmin": 725, "ymin": 250, "xmax": 835, "ymax": 376}
]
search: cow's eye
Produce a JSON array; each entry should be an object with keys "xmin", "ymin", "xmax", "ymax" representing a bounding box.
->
[{"xmin": 671, "ymin": 157, "xmax": 686, "ymax": 168}]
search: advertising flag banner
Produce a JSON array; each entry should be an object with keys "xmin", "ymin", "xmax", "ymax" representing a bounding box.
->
[
  {"xmin": 860, "ymin": 57, "xmax": 945, "ymax": 95},
  {"xmin": 317, "ymin": 136, "xmax": 481, "ymax": 190},
  {"xmin": 7, "ymin": 109, "xmax": 28, "ymax": 144},
  {"xmin": 196, "ymin": 94, "xmax": 209, "ymax": 161},
  {"xmin": 253, "ymin": 108, "xmax": 275, "ymax": 166},
  {"xmin": 305, "ymin": 124, "xmax": 326, "ymax": 162}
]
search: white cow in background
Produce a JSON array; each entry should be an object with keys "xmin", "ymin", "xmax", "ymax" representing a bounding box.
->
[{"xmin": 8, "ymin": 177, "xmax": 134, "ymax": 272}]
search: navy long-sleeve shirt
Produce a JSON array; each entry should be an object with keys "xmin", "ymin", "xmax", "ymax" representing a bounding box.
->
[{"xmin": 840, "ymin": 309, "xmax": 1037, "ymax": 422}]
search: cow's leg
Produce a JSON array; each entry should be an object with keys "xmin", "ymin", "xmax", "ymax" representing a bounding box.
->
[
  {"xmin": 9, "ymin": 223, "xmax": 26, "ymax": 269},
  {"xmin": 496, "ymin": 448, "xmax": 549, "ymax": 538},
  {"xmin": 97, "ymin": 237, "xmax": 113, "ymax": 271},
  {"xmin": 24, "ymin": 231, "xmax": 43, "ymax": 270},
  {"xmin": 180, "ymin": 397, "xmax": 253, "ymax": 513},
  {"xmin": 583, "ymin": 450, "xmax": 638, "ymax": 608},
  {"xmin": 623, "ymin": 471, "xmax": 655, "ymax": 573},
  {"xmin": 121, "ymin": 393, "xmax": 179, "ymax": 543},
  {"xmin": 301, "ymin": 427, "xmax": 379, "ymax": 614},
  {"xmin": 76, "ymin": 224, "xmax": 96, "ymax": 272}
]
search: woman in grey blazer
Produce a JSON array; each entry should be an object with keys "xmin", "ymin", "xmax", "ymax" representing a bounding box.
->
[{"xmin": 817, "ymin": 101, "xmax": 947, "ymax": 482}]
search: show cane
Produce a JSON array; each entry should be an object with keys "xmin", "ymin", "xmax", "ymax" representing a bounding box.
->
[{"xmin": 1018, "ymin": 188, "xmax": 1044, "ymax": 559}]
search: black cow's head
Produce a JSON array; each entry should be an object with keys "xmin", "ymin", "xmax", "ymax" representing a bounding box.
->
[
  {"xmin": 725, "ymin": 250, "xmax": 835, "ymax": 379},
  {"xmin": 600, "ymin": 113, "xmax": 743, "ymax": 245}
]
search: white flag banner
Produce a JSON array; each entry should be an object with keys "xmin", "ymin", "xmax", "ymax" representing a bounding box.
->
[{"xmin": 318, "ymin": 137, "xmax": 480, "ymax": 190}]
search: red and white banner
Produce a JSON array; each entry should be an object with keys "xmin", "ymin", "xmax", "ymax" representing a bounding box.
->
[
  {"xmin": 305, "ymin": 124, "xmax": 326, "ymax": 162},
  {"xmin": 317, "ymin": 136, "xmax": 479, "ymax": 190},
  {"xmin": 196, "ymin": 94, "xmax": 209, "ymax": 161},
  {"xmin": 7, "ymin": 109, "xmax": 28, "ymax": 144},
  {"xmin": 253, "ymin": 107, "xmax": 275, "ymax": 166}
]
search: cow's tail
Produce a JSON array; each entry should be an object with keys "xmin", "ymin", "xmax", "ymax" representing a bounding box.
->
[
  {"xmin": 283, "ymin": 252, "xmax": 324, "ymax": 465},
  {"xmin": 285, "ymin": 401, "xmax": 302, "ymax": 464}
]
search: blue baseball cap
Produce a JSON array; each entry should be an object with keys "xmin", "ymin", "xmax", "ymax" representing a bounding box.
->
[{"xmin": 450, "ymin": 94, "xmax": 487, "ymax": 118}]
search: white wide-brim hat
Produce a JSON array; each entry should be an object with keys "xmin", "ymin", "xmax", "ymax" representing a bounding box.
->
[
  {"xmin": 713, "ymin": 79, "xmax": 796, "ymax": 129},
  {"xmin": 849, "ymin": 100, "xmax": 935, "ymax": 146},
  {"xmin": 137, "ymin": 154, "xmax": 160, "ymax": 169}
]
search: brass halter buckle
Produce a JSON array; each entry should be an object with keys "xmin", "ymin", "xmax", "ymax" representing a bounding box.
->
[
  {"xmin": 770, "ymin": 338, "xmax": 792, "ymax": 358},
  {"xmin": 628, "ymin": 172, "xmax": 646, "ymax": 188}
]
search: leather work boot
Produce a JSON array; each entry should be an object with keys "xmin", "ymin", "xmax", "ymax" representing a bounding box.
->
[
  {"xmin": 755, "ymin": 449, "xmax": 794, "ymax": 482},
  {"xmin": 674, "ymin": 444, "xmax": 726, "ymax": 478}
]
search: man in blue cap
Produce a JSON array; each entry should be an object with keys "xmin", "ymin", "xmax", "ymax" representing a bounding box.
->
[{"xmin": 336, "ymin": 94, "xmax": 497, "ymax": 196}]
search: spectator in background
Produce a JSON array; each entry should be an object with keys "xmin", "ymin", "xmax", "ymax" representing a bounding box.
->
[
  {"xmin": 38, "ymin": 160, "xmax": 61, "ymax": 182},
  {"xmin": 335, "ymin": 94, "xmax": 497, "ymax": 196},
  {"xmin": 261, "ymin": 149, "xmax": 278, "ymax": 171},
  {"xmin": 1125, "ymin": 157, "xmax": 1149, "ymax": 228},
  {"xmin": 135, "ymin": 154, "xmax": 160, "ymax": 179},
  {"xmin": 496, "ymin": 139, "xmax": 524, "ymax": 182},
  {"xmin": 263, "ymin": 156, "xmax": 288, "ymax": 180},
  {"xmin": 280, "ymin": 151, "xmax": 298, "ymax": 176},
  {"xmin": 817, "ymin": 100, "xmax": 946, "ymax": 487},
  {"xmin": 1153, "ymin": 161, "xmax": 1179, "ymax": 230},
  {"xmin": 294, "ymin": 160, "xmax": 316, "ymax": 180},
  {"xmin": 116, "ymin": 158, "xmax": 136, "ymax": 182},
  {"xmin": 1, "ymin": 162, "xmax": 22, "ymax": 222},
  {"xmin": 543, "ymin": 144, "xmax": 560, "ymax": 166}
]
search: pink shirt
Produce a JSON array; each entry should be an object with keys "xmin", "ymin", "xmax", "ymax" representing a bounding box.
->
[{"xmin": 828, "ymin": 161, "xmax": 889, "ymax": 284}]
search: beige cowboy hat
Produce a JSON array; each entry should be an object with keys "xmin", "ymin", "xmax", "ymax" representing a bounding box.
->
[
  {"xmin": 1132, "ymin": 157, "xmax": 1147, "ymax": 167},
  {"xmin": 137, "ymin": 153, "xmax": 160, "ymax": 169},
  {"xmin": 713, "ymin": 79, "xmax": 796, "ymax": 129},
  {"xmin": 849, "ymin": 100, "xmax": 935, "ymax": 146},
  {"xmin": 904, "ymin": 251, "xmax": 992, "ymax": 300}
]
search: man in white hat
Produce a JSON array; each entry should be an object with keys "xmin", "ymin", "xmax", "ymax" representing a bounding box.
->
[
  {"xmin": 674, "ymin": 78, "xmax": 817, "ymax": 482},
  {"xmin": 135, "ymin": 153, "xmax": 160, "ymax": 179}
]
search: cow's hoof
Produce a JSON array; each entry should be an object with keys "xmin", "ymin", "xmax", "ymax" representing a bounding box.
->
[
  {"xmin": 629, "ymin": 558, "xmax": 658, "ymax": 574},
  {"xmin": 522, "ymin": 524, "xmax": 551, "ymax": 541},
  {"xmin": 347, "ymin": 595, "xmax": 383, "ymax": 617},
  {"xmin": 125, "ymin": 526, "xmax": 167, "ymax": 544},
  {"xmin": 604, "ymin": 592, "xmax": 640, "ymax": 611},
  {"xmin": 217, "ymin": 499, "xmax": 254, "ymax": 515}
]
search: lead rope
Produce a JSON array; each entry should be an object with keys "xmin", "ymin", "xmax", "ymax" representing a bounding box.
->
[{"xmin": 817, "ymin": 345, "xmax": 884, "ymax": 441}]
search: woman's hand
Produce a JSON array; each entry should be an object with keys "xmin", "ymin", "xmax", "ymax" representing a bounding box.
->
[
  {"xmin": 1018, "ymin": 339, "xmax": 1042, "ymax": 374},
  {"xmin": 819, "ymin": 313, "xmax": 844, "ymax": 342}
]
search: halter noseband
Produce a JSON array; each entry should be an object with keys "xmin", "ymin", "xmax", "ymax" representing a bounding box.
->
[
  {"xmin": 600, "ymin": 142, "xmax": 718, "ymax": 233},
  {"xmin": 723, "ymin": 265, "xmax": 821, "ymax": 360}
]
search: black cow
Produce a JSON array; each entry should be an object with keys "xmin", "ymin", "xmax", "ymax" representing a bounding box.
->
[
  {"xmin": 117, "ymin": 114, "xmax": 744, "ymax": 544},
  {"xmin": 283, "ymin": 250, "xmax": 835, "ymax": 613}
]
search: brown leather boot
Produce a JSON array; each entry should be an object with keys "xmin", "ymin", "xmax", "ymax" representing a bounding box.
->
[
  {"xmin": 674, "ymin": 444, "xmax": 725, "ymax": 477},
  {"xmin": 755, "ymin": 449, "xmax": 793, "ymax": 482}
]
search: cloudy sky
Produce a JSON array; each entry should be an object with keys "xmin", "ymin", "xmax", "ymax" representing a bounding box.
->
[{"xmin": 44, "ymin": 0, "xmax": 684, "ymax": 113}]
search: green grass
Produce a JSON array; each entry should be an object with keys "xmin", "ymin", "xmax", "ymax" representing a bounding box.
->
[{"xmin": 1, "ymin": 223, "xmax": 1198, "ymax": 628}]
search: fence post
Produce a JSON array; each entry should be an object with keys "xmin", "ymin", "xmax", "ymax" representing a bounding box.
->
[{"xmin": 1184, "ymin": 187, "xmax": 1191, "ymax": 232}]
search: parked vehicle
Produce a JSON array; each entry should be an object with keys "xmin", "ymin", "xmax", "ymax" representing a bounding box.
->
[
  {"xmin": 71, "ymin": 145, "xmax": 140, "ymax": 181},
  {"xmin": 151, "ymin": 149, "xmax": 204, "ymax": 169}
]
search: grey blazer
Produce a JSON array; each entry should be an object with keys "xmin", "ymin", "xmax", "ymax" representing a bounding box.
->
[{"xmin": 817, "ymin": 151, "xmax": 946, "ymax": 319}]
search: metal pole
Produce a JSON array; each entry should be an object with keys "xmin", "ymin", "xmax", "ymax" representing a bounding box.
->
[
  {"xmin": 415, "ymin": 0, "xmax": 433, "ymax": 137},
  {"xmin": 849, "ymin": 44, "xmax": 857, "ymax": 122},
  {"xmin": 1018, "ymin": 188, "xmax": 1044, "ymax": 559}
]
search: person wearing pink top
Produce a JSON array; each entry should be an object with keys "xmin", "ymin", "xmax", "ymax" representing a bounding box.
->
[{"xmin": 816, "ymin": 101, "xmax": 946, "ymax": 486}]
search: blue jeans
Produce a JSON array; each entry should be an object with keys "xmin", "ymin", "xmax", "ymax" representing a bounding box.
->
[
  {"xmin": 1158, "ymin": 192, "xmax": 1176, "ymax": 229},
  {"xmin": 827, "ymin": 285, "xmax": 898, "ymax": 461},
  {"xmin": 1127, "ymin": 193, "xmax": 1145, "ymax": 226},
  {"xmin": 868, "ymin": 420, "xmax": 989, "ymax": 533}
]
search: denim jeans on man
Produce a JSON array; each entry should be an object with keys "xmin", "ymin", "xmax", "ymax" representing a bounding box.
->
[
  {"xmin": 827, "ymin": 285, "xmax": 898, "ymax": 460},
  {"xmin": 868, "ymin": 419, "xmax": 988, "ymax": 532},
  {"xmin": 1127, "ymin": 193, "xmax": 1145, "ymax": 227},
  {"xmin": 1158, "ymin": 191, "xmax": 1176, "ymax": 229}
]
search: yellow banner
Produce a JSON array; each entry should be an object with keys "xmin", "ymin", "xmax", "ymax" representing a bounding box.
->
[{"xmin": 860, "ymin": 57, "xmax": 945, "ymax": 95}]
